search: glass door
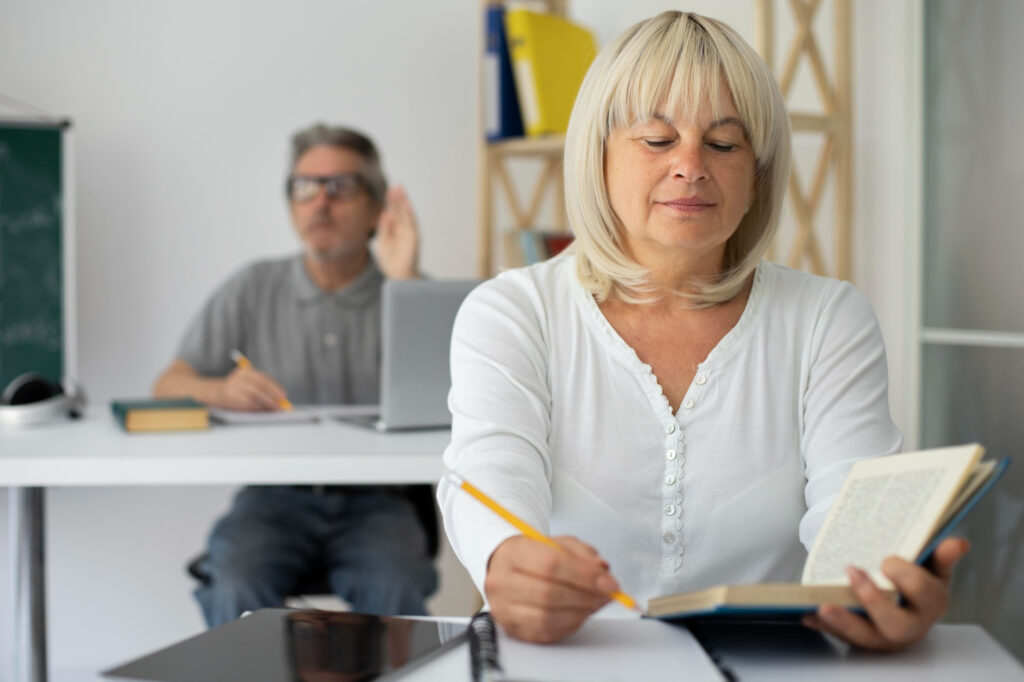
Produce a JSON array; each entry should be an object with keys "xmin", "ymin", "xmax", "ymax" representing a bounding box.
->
[{"xmin": 922, "ymin": 0, "xmax": 1024, "ymax": 660}]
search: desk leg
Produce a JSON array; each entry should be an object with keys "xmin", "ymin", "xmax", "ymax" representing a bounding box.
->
[{"xmin": 10, "ymin": 487, "xmax": 47, "ymax": 682}]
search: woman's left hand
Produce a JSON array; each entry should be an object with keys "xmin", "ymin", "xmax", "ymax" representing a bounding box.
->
[{"xmin": 802, "ymin": 537, "xmax": 970, "ymax": 651}]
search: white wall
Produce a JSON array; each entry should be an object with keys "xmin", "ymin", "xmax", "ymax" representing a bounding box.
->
[{"xmin": 0, "ymin": 1, "xmax": 916, "ymax": 678}]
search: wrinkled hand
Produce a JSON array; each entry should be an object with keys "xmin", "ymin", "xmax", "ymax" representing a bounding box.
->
[
  {"xmin": 374, "ymin": 185, "xmax": 420, "ymax": 279},
  {"xmin": 485, "ymin": 534, "xmax": 617, "ymax": 644},
  {"xmin": 213, "ymin": 366, "xmax": 289, "ymax": 411},
  {"xmin": 803, "ymin": 537, "xmax": 970, "ymax": 651}
]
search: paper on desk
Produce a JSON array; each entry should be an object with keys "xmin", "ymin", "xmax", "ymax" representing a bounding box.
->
[
  {"xmin": 500, "ymin": 616, "xmax": 724, "ymax": 682},
  {"xmin": 209, "ymin": 404, "xmax": 378, "ymax": 425}
]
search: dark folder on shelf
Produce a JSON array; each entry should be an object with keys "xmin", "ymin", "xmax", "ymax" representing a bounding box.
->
[{"xmin": 484, "ymin": 4, "xmax": 524, "ymax": 141}]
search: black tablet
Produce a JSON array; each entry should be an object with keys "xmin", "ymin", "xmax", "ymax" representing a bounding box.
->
[{"xmin": 103, "ymin": 608, "xmax": 468, "ymax": 682}]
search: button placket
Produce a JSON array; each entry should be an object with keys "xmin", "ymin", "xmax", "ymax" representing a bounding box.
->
[
  {"xmin": 661, "ymin": 426, "xmax": 685, "ymax": 569},
  {"xmin": 678, "ymin": 370, "xmax": 709, "ymax": 416}
]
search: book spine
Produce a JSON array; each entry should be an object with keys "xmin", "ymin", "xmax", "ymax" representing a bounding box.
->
[
  {"xmin": 110, "ymin": 402, "xmax": 129, "ymax": 430},
  {"xmin": 502, "ymin": 230, "xmax": 525, "ymax": 268},
  {"xmin": 485, "ymin": 5, "xmax": 524, "ymax": 141},
  {"xmin": 520, "ymin": 230, "xmax": 540, "ymax": 265},
  {"xmin": 543, "ymin": 233, "xmax": 574, "ymax": 257},
  {"xmin": 505, "ymin": 10, "xmax": 542, "ymax": 137}
]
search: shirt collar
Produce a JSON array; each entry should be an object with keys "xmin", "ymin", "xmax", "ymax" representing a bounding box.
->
[{"xmin": 288, "ymin": 253, "xmax": 384, "ymax": 307}]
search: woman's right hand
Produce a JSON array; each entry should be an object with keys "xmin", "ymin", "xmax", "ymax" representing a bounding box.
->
[{"xmin": 484, "ymin": 534, "xmax": 619, "ymax": 643}]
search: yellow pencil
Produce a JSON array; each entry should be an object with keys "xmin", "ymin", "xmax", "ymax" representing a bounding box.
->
[
  {"xmin": 444, "ymin": 470, "xmax": 642, "ymax": 613},
  {"xmin": 229, "ymin": 349, "xmax": 294, "ymax": 411}
]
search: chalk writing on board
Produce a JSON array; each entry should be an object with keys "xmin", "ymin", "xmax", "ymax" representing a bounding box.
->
[
  {"xmin": 0, "ymin": 200, "xmax": 60, "ymax": 234},
  {"xmin": 0, "ymin": 320, "xmax": 60, "ymax": 348}
]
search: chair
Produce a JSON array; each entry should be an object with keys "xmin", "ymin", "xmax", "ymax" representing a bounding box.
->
[{"xmin": 186, "ymin": 484, "xmax": 439, "ymax": 602}]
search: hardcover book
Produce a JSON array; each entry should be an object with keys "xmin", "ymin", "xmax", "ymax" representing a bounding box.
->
[
  {"xmin": 111, "ymin": 398, "xmax": 210, "ymax": 433},
  {"xmin": 647, "ymin": 444, "xmax": 1008, "ymax": 620}
]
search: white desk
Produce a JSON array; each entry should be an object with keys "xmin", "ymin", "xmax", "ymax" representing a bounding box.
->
[
  {"xmin": 104, "ymin": 609, "xmax": 1024, "ymax": 681},
  {"xmin": 411, "ymin": 620, "xmax": 1024, "ymax": 681},
  {"xmin": 3, "ymin": 407, "xmax": 451, "ymax": 682}
]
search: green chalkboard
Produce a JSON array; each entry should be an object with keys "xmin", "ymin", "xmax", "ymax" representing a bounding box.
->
[{"xmin": 0, "ymin": 123, "xmax": 64, "ymax": 392}]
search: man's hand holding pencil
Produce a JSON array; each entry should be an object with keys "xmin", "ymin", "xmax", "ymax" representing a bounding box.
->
[{"xmin": 215, "ymin": 349, "xmax": 294, "ymax": 412}]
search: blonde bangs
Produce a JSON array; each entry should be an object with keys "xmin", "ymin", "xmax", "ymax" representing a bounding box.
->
[{"xmin": 606, "ymin": 18, "xmax": 728, "ymax": 141}]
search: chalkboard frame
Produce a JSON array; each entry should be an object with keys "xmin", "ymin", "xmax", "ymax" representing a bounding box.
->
[{"xmin": 0, "ymin": 116, "xmax": 76, "ymax": 395}]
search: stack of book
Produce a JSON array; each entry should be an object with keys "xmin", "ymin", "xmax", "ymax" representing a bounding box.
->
[
  {"xmin": 484, "ymin": 5, "xmax": 597, "ymax": 141},
  {"xmin": 503, "ymin": 229, "xmax": 574, "ymax": 268},
  {"xmin": 111, "ymin": 398, "xmax": 209, "ymax": 433}
]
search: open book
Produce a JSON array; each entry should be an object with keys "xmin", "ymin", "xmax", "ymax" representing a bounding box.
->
[{"xmin": 647, "ymin": 444, "xmax": 1009, "ymax": 620}]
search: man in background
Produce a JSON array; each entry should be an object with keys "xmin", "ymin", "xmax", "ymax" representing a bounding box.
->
[{"xmin": 154, "ymin": 123, "xmax": 436, "ymax": 626}]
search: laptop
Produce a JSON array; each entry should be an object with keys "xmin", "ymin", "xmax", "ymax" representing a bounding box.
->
[{"xmin": 342, "ymin": 279, "xmax": 479, "ymax": 431}]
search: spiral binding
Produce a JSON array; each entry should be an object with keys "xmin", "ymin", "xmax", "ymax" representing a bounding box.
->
[{"xmin": 469, "ymin": 611, "xmax": 503, "ymax": 682}]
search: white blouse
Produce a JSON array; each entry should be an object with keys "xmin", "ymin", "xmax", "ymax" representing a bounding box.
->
[{"xmin": 438, "ymin": 254, "xmax": 902, "ymax": 608}]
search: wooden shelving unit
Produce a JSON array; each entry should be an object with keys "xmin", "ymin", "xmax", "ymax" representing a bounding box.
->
[
  {"xmin": 756, "ymin": 0, "xmax": 853, "ymax": 281},
  {"xmin": 476, "ymin": 0, "xmax": 571, "ymax": 278}
]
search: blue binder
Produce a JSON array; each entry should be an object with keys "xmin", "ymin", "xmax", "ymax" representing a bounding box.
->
[{"xmin": 484, "ymin": 5, "xmax": 524, "ymax": 141}]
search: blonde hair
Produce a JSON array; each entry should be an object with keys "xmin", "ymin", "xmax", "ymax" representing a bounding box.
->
[{"xmin": 564, "ymin": 11, "xmax": 791, "ymax": 306}]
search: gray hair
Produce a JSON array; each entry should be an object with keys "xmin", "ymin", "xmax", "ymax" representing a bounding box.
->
[
  {"xmin": 289, "ymin": 123, "xmax": 388, "ymax": 205},
  {"xmin": 564, "ymin": 11, "xmax": 791, "ymax": 306}
]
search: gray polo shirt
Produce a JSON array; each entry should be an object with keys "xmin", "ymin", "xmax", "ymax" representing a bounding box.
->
[{"xmin": 178, "ymin": 254, "xmax": 382, "ymax": 405}]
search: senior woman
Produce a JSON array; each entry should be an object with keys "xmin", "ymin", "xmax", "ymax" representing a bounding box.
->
[{"xmin": 439, "ymin": 11, "xmax": 967, "ymax": 647}]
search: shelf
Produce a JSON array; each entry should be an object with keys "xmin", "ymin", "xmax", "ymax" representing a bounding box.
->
[
  {"xmin": 487, "ymin": 135, "xmax": 565, "ymax": 157},
  {"xmin": 477, "ymin": 0, "xmax": 570, "ymax": 277}
]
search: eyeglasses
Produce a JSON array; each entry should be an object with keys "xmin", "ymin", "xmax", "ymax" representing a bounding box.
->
[{"xmin": 286, "ymin": 173, "xmax": 367, "ymax": 203}]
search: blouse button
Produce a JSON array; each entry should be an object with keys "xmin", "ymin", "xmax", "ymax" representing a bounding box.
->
[
  {"xmin": 666, "ymin": 423, "xmax": 676, "ymax": 434},
  {"xmin": 665, "ymin": 474, "xmax": 676, "ymax": 485},
  {"xmin": 664, "ymin": 504, "xmax": 676, "ymax": 516},
  {"xmin": 663, "ymin": 532, "xmax": 676, "ymax": 544},
  {"xmin": 666, "ymin": 449, "xmax": 677, "ymax": 461},
  {"xmin": 695, "ymin": 374, "xmax": 707, "ymax": 385},
  {"xmin": 683, "ymin": 398, "xmax": 695, "ymax": 410}
]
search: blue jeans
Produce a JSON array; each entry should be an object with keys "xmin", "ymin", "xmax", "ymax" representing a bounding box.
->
[{"xmin": 193, "ymin": 485, "xmax": 437, "ymax": 627}]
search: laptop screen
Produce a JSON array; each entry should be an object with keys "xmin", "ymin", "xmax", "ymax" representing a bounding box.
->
[{"xmin": 378, "ymin": 279, "xmax": 479, "ymax": 431}]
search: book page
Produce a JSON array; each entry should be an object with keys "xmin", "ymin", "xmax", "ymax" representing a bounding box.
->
[
  {"xmin": 802, "ymin": 445, "xmax": 982, "ymax": 588},
  {"xmin": 936, "ymin": 460, "xmax": 996, "ymax": 529}
]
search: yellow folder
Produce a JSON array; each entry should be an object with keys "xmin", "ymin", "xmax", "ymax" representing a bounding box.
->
[{"xmin": 504, "ymin": 9, "xmax": 598, "ymax": 138}]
